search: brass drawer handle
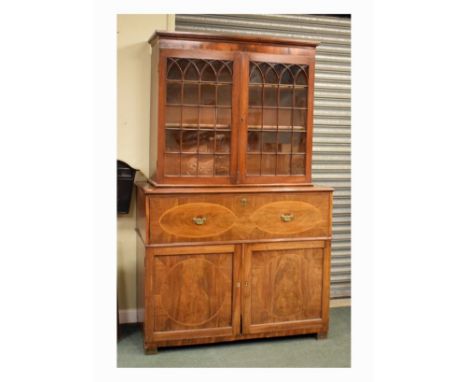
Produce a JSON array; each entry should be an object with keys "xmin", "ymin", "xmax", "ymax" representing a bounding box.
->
[
  {"xmin": 280, "ymin": 213, "xmax": 294, "ymax": 223},
  {"xmin": 192, "ymin": 216, "xmax": 207, "ymax": 225}
]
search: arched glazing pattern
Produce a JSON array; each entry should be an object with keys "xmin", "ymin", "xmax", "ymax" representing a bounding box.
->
[
  {"xmin": 164, "ymin": 57, "xmax": 233, "ymax": 177},
  {"xmin": 247, "ymin": 61, "xmax": 309, "ymax": 177}
]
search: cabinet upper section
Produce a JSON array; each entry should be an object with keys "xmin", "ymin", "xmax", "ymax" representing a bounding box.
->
[{"xmin": 148, "ymin": 31, "xmax": 320, "ymax": 186}]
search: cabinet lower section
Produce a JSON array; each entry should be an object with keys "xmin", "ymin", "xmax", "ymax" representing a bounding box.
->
[
  {"xmin": 135, "ymin": 183, "xmax": 333, "ymax": 353},
  {"xmin": 137, "ymin": 239, "xmax": 331, "ymax": 353}
]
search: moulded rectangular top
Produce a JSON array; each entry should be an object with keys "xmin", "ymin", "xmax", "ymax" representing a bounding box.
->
[{"xmin": 148, "ymin": 30, "xmax": 320, "ymax": 48}]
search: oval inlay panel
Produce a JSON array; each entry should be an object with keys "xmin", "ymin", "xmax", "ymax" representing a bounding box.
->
[
  {"xmin": 159, "ymin": 202, "xmax": 237, "ymax": 238},
  {"xmin": 161, "ymin": 258, "xmax": 229, "ymax": 326},
  {"xmin": 250, "ymin": 201, "xmax": 322, "ymax": 235}
]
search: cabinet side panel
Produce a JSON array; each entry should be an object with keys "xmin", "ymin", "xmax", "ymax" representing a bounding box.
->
[
  {"xmin": 135, "ymin": 187, "xmax": 148, "ymax": 242},
  {"xmin": 149, "ymin": 40, "xmax": 160, "ymax": 179},
  {"xmin": 136, "ymin": 237, "xmax": 146, "ymax": 323}
]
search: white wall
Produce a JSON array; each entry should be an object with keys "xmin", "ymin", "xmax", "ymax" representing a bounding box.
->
[{"xmin": 117, "ymin": 14, "xmax": 174, "ymax": 318}]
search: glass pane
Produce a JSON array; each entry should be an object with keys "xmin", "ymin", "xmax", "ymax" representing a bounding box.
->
[
  {"xmin": 201, "ymin": 64, "xmax": 216, "ymax": 81},
  {"xmin": 165, "ymin": 129, "xmax": 180, "ymax": 152},
  {"xmin": 248, "ymin": 108, "xmax": 262, "ymax": 127},
  {"xmin": 279, "ymin": 87, "xmax": 293, "ymax": 107},
  {"xmin": 215, "ymin": 131, "xmax": 230, "ymax": 153},
  {"xmin": 293, "ymin": 109, "xmax": 306, "ymax": 128},
  {"xmin": 167, "ymin": 61, "xmax": 182, "ymax": 80},
  {"xmin": 264, "ymin": 66, "xmax": 278, "ymax": 84},
  {"xmin": 217, "ymin": 107, "xmax": 231, "ymax": 127},
  {"xmin": 181, "ymin": 130, "xmax": 198, "ymax": 152},
  {"xmin": 165, "ymin": 105, "xmax": 181, "ymax": 126},
  {"xmin": 200, "ymin": 84, "xmax": 215, "ymax": 105},
  {"xmin": 277, "ymin": 155, "xmax": 291, "ymax": 175},
  {"xmin": 181, "ymin": 106, "xmax": 198, "ymax": 126},
  {"xmin": 214, "ymin": 155, "xmax": 229, "ymax": 176},
  {"xmin": 249, "ymin": 86, "xmax": 262, "ymax": 107},
  {"xmin": 184, "ymin": 63, "xmax": 199, "ymax": 81},
  {"xmin": 262, "ymin": 132, "xmax": 277, "ymax": 153},
  {"xmin": 166, "ymin": 82, "xmax": 181, "ymax": 104},
  {"xmin": 183, "ymin": 83, "xmax": 198, "ymax": 105},
  {"xmin": 295, "ymin": 68, "xmax": 308, "ymax": 85},
  {"xmin": 164, "ymin": 154, "xmax": 180, "ymax": 175},
  {"xmin": 294, "ymin": 87, "xmax": 307, "ymax": 108},
  {"xmin": 280, "ymin": 68, "xmax": 294, "ymax": 84},
  {"xmin": 261, "ymin": 154, "xmax": 276, "ymax": 175},
  {"xmin": 180, "ymin": 154, "xmax": 198, "ymax": 175},
  {"xmin": 263, "ymin": 108, "xmax": 277, "ymax": 127},
  {"xmin": 292, "ymin": 132, "xmax": 306, "ymax": 153},
  {"xmin": 278, "ymin": 109, "xmax": 292, "ymax": 127},
  {"xmin": 250, "ymin": 65, "xmax": 262, "ymax": 84},
  {"xmin": 277, "ymin": 132, "xmax": 292, "ymax": 153},
  {"xmin": 217, "ymin": 84, "xmax": 232, "ymax": 106},
  {"xmin": 218, "ymin": 64, "xmax": 232, "ymax": 82},
  {"xmin": 291, "ymin": 154, "xmax": 305, "ymax": 175},
  {"xmin": 198, "ymin": 155, "xmax": 214, "ymax": 176},
  {"xmin": 247, "ymin": 131, "xmax": 260, "ymax": 152},
  {"xmin": 198, "ymin": 131, "xmax": 215, "ymax": 153},
  {"xmin": 199, "ymin": 107, "xmax": 216, "ymax": 127},
  {"xmin": 264, "ymin": 86, "xmax": 277, "ymax": 107},
  {"xmin": 247, "ymin": 154, "xmax": 261, "ymax": 175}
]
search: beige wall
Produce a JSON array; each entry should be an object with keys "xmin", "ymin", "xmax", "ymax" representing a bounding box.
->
[{"xmin": 117, "ymin": 14, "xmax": 175, "ymax": 318}]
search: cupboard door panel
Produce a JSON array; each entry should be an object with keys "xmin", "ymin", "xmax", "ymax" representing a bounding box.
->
[
  {"xmin": 243, "ymin": 241, "xmax": 330, "ymax": 334},
  {"xmin": 149, "ymin": 245, "xmax": 240, "ymax": 341}
]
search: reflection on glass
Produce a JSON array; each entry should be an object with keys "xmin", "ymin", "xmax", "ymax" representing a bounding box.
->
[
  {"xmin": 182, "ymin": 106, "xmax": 198, "ymax": 126},
  {"xmin": 166, "ymin": 106, "xmax": 181, "ymax": 125},
  {"xmin": 215, "ymin": 132, "xmax": 230, "ymax": 153},
  {"xmin": 200, "ymin": 84, "xmax": 215, "ymax": 105},
  {"xmin": 294, "ymin": 88, "xmax": 307, "ymax": 108},
  {"xmin": 247, "ymin": 154, "xmax": 261, "ymax": 175},
  {"xmin": 262, "ymin": 154, "xmax": 276, "ymax": 175},
  {"xmin": 183, "ymin": 83, "xmax": 198, "ymax": 105},
  {"xmin": 199, "ymin": 107, "xmax": 216, "ymax": 126},
  {"xmin": 165, "ymin": 130, "xmax": 180, "ymax": 152},
  {"xmin": 292, "ymin": 133, "xmax": 306, "ymax": 153},
  {"xmin": 217, "ymin": 85, "xmax": 232, "ymax": 106},
  {"xmin": 198, "ymin": 131, "xmax": 215, "ymax": 153},
  {"xmin": 278, "ymin": 109, "xmax": 292, "ymax": 127},
  {"xmin": 264, "ymin": 87, "xmax": 276, "ymax": 107},
  {"xmin": 249, "ymin": 86, "xmax": 262, "ymax": 107},
  {"xmin": 248, "ymin": 108, "xmax": 262, "ymax": 127},
  {"xmin": 181, "ymin": 154, "xmax": 198, "ymax": 175},
  {"xmin": 263, "ymin": 108, "xmax": 277, "ymax": 127},
  {"xmin": 181, "ymin": 130, "xmax": 198, "ymax": 152},
  {"xmin": 279, "ymin": 88, "xmax": 293, "ymax": 107},
  {"xmin": 166, "ymin": 83, "xmax": 181, "ymax": 104},
  {"xmin": 185, "ymin": 63, "xmax": 199, "ymax": 81},
  {"xmin": 277, "ymin": 132, "xmax": 292, "ymax": 153},
  {"xmin": 248, "ymin": 131, "xmax": 260, "ymax": 152},
  {"xmin": 291, "ymin": 154, "xmax": 305, "ymax": 175},
  {"xmin": 217, "ymin": 108, "xmax": 231, "ymax": 127},
  {"xmin": 164, "ymin": 154, "xmax": 180, "ymax": 175},
  {"xmin": 214, "ymin": 155, "xmax": 229, "ymax": 176},
  {"xmin": 262, "ymin": 132, "xmax": 276, "ymax": 153},
  {"xmin": 277, "ymin": 154, "xmax": 291, "ymax": 175},
  {"xmin": 197, "ymin": 155, "xmax": 214, "ymax": 176},
  {"xmin": 293, "ymin": 109, "xmax": 306, "ymax": 128}
]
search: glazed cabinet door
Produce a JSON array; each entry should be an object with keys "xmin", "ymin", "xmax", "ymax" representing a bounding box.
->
[
  {"xmin": 239, "ymin": 53, "xmax": 316, "ymax": 184},
  {"xmin": 147, "ymin": 245, "xmax": 241, "ymax": 342},
  {"xmin": 156, "ymin": 49, "xmax": 240, "ymax": 184},
  {"xmin": 242, "ymin": 241, "xmax": 330, "ymax": 334}
]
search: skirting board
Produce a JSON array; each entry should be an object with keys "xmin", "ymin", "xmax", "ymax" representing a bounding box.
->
[{"xmin": 118, "ymin": 299, "xmax": 350, "ymax": 324}]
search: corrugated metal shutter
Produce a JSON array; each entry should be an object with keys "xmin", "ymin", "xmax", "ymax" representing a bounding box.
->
[{"xmin": 175, "ymin": 14, "xmax": 351, "ymax": 299}]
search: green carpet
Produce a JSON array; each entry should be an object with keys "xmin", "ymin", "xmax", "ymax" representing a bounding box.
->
[{"xmin": 117, "ymin": 306, "xmax": 350, "ymax": 368}]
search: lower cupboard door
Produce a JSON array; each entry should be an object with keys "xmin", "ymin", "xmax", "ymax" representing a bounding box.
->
[
  {"xmin": 148, "ymin": 245, "xmax": 241, "ymax": 342},
  {"xmin": 242, "ymin": 241, "xmax": 330, "ymax": 335}
]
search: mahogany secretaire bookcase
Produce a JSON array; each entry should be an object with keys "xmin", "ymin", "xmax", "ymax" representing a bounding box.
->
[{"xmin": 135, "ymin": 31, "xmax": 333, "ymax": 354}]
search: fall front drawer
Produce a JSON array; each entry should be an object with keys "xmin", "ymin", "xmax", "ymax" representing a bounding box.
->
[{"xmin": 136, "ymin": 186, "xmax": 333, "ymax": 244}]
